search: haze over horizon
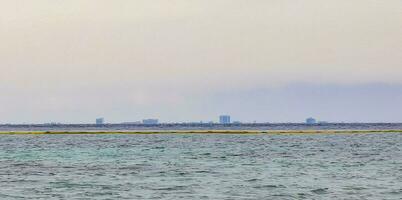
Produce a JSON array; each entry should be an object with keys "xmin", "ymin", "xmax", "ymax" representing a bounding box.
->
[{"xmin": 1, "ymin": 0, "xmax": 402, "ymax": 123}]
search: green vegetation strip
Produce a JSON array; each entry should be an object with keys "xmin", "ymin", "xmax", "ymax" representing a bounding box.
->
[{"xmin": 0, "ymin": 130, "xmax": 402, "ymax": 135}]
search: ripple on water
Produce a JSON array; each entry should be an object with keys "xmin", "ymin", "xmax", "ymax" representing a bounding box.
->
[
  {"xmin": 0, "ymin": 133, "xmax": 401, "ymax": 199},
  {"xmin": 311, "ymin": 188, "xmax": 329, "ymax": 195}
]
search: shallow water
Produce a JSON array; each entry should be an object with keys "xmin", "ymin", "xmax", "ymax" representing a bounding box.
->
[{"xmin": 0, "ymin": 133, "xmax": 401, "ymax": 199}]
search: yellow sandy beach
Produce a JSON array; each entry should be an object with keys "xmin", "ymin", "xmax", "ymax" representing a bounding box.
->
[{"xmin": 1, "ymin": 130, "xmax": 402, "ymax": 135}]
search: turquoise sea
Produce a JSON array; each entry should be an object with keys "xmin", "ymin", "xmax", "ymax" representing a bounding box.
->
[{"xmin": 0, "ymin": 133, "xmax": 401, "ymax": 199}]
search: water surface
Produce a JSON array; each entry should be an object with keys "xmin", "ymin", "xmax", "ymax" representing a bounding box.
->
[{"xmin": 0, "ymin": 133, "xmax": 401, "ymax": 199}]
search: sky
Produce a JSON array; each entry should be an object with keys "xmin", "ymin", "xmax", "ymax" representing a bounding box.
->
[{"xmin": 1, "ymin": 0, "xmax": 402, "ymax": 123}]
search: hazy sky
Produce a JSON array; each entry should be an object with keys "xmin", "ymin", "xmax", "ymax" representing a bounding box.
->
[{"xmin": 1, "ymin": 0, "xmax": 401, "ymax": 123}]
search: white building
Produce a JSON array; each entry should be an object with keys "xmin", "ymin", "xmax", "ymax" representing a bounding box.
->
[
  {"xmin": 142, "ymin": 119, "xmax": 159, "ymax": 125},
  {"xmin": 219, "ymin": 115, "xmax": 231, "ymax": 124},
  {"xmin": 306, "ymin": 117, "xmax": 317, "ymax": 124},
  {"xmin": 96, "ymin": 118, "xmax": 104, "ymax": 125}
]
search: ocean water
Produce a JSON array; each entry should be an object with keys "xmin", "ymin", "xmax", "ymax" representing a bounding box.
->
[
  {"xmin": 2, "ymin": 123, "xmax": 402, "ymax": 132},
  {"xmin": 0, "ymin": 133, "xmax": 401, "ymax": 199}
]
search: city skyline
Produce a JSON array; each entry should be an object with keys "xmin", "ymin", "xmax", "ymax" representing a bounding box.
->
[
  {"xmin": 0, "ymin": 114, "xmax": 380, "ymax": 125},
  {"xmin": 2, "ymin": 83, "xmax": 402, "ymax": 124},
  {"xmin": 1, "ymin": 2, "xmax": 400, "ymax": 199}
]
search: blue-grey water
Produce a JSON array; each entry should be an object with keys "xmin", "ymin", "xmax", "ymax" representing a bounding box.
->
[
  {"xmin": 1, "ymin": 133, "xmax": 401, "ymax": 199},
  {"xmin": 2, "ymin": 123, "xmax": 402, "ymax": 132}
]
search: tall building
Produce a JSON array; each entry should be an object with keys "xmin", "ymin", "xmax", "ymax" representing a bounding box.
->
[
  {"xmin": 219, "ymin": 115, "xmax": 231, "ymax": 124},
  {"xmin": 121, "ymin": 121, "xmax": 142, "ymax": 125},
  {"xmin": 142, "ymin": 119, "xmax": 159, "ymax": 125},
  {"xmin": 96, "ymin": 118, "xmax": 104, "ymax": 125},
  {"xmin": 306, "ymin": 117, "xmax": 317, "ymax": 124}
]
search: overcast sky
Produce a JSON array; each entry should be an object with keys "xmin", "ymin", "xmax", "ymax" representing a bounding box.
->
[{"xmin": 1, "ymin": 0, "xmax": 401, "ymax": 123}]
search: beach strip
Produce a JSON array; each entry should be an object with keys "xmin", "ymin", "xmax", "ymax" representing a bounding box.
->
[{"xmin": 1, "ymin": 130, "xmax": 402, "ymax": 135}]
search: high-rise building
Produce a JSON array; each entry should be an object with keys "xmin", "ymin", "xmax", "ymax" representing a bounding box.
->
[
  {"xmin": 96, "ymin": 118, "xmax": 104, "ymax": 125},
  {"xmin": 219, "ymin": 115, "xmax": 231, "ymax": 124},
  {"xmin": 121, "ymin": 121, "xmax": 142, "ymax": 125},
  {"xmin": 306, "ymin": 117, "xmax": 317, "ymax": 124},
  {"xmin": 142, "ymin": 119, "xmax": 159, "ymax": 125}
]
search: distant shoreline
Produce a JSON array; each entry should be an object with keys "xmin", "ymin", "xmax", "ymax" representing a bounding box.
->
[
  {"xmin": 2, "ymin": 123, "xmax": 402, "ymax": 133},
  {"xmin": 1, "ymin": 130, "xmax": 402, "ymax": 135}
]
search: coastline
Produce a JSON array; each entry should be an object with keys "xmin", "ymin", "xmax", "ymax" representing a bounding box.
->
[{"xmin": 1, "ymin": 130, "xmax": 402, "ymax": 135}]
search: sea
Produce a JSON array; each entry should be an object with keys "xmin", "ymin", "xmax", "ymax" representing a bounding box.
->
[{"xmin": 0, "ymin": 124, "xmax": 401, "ymax": 199}]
